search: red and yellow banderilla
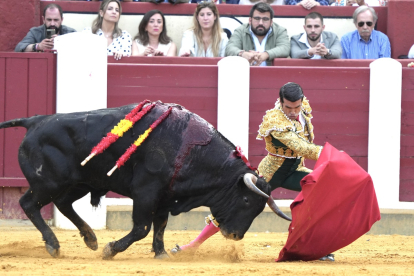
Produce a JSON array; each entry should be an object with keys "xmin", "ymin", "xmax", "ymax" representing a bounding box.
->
[
  {"xmin": 81, "ymin": 100, "xmax": 154, "ymax": 166},
  {"xmin": 107, "ymin": 107, "xmax": 173, "ymax": 176}
]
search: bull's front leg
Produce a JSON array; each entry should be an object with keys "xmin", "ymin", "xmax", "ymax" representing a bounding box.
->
[
  {"xmin": 152, "ymin": 210, "xmax": 169, "ymax": 259},
  {"xmin": 102, "ymin": 198, "xmax": 153, "ymax": 260}
]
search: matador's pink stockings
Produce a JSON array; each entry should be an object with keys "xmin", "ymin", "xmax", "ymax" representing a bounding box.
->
[{"xmin": 180, "ymin": 222, "xmax": 220, "ymax": 251}]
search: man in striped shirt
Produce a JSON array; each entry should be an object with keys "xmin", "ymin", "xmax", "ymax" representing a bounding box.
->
[{"xmin": 341, "ymin": 6, "xmax": 391, "ymax": 59}]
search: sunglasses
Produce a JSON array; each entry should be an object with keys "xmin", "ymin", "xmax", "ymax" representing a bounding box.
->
[{"xmin": 357, "ymin": 21, "xmax": 373, "ymax": 27}]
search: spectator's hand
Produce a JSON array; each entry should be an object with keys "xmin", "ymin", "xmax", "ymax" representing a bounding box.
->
[
  {"xmin": 308, "ymin": 47, "xmax": 317, "ymax": 57},
  {"xmin": 298, "ymin": 0, "xmax": 320, "ymax": 9},
  {"xmin": 315, "ymin": 43, "xmax": 329, "ymax": 56},
  {"xmin": 154, "ymin": 49, "xmax": 164, "ymax": 56},
  {"xmin": 346, "ymin": 0, "xmax": 362, "ymax": 5},
  {"xmin": 38, "ymin": 38, "xmax": 54, "ymax": 52},
  {"xmin": 180, "ymin": 50, "xmax": 191, "ymax": 57},
  {"xmin": 241, "ymin": 50, "xmax": 258, "ymax": 65},
  {"xmin": 144, "ymin": 46, "xmax": 156, "ymax": 57},
  {"xmin": 251, "ymin": 52, "xmax": 269, "ymax": 66},
  {"xmin": 113, "ymin": 52, "xmax": 123, "ymax": 61}
]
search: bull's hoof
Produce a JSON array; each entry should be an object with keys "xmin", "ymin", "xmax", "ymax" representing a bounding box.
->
[
  {"xmin": 85, "ymin": 238, "xmax": 98, "ymax": 251},
  {"xmin": 45, "ymin": 244, "xmax": 60, "ymax": 258},
  {"xmin": 81, "ymin": 232, "xmax": 98, "ymax": 251},
  {"xmin": 102, "ymin": 241, "xmax": 117, "ymax": 260},
  {"xmin": 170, "ymin": 244, "xmax": 181, "ymax": 255},
  {"xmin": 155, "ymin": 252, "xmax": 169, "ymax": 259}
]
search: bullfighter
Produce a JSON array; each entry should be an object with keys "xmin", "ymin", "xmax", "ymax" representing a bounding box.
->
[{"xmin": 171, "ymin": 82, "xmax": 332, "ymax": 260}]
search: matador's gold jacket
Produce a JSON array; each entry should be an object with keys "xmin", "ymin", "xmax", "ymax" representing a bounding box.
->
[{"xmin": 256, "ymin": 97, "xmax": 323, "ymax": 183}]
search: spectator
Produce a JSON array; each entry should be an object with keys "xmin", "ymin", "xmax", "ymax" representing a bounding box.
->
[
  {"xmin": 15, "ymin": 4, "xmax": 76, "ymax": 52},
  {"xmin": 225, "ymin": 2, "xmax": 290, "ymax": 66},
  {"xmin": 131, "ymin": 10, "xmax": 177, "ymax": 56},
  {"xmin": 179, "ymin": 2, "xmax": 228, "ymax": 57},
  {"xmin": 290, "ymin": 12, "xmax": 341, "ymax": 59},
  {"xmin": 239, "ymin": 0, "xmax": 285, "ymax": 4},
  {"xmin": 85, "ymin": 0, "xmax": 132, "ymax": 60},
  {"xmin": 286, "ymin": 0, "xmax": 329, "ymax": 10},
  {"xmin": 341, "ymin": 6, "xmax": 390, "ymax": 59}
]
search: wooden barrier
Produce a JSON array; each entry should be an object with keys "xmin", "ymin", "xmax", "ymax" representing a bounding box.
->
[
  {"xmin": 400, "ymin": 67, "xmax": 414, "ymax": 202},
  {"xmin": 108, "ymin": 60, "xmax": 371, "ymax": 199},
  {"xmin": 0, "ymin": 52, "xmax": 56, "ymax": 219},
  {"xmin": 1, "ymin": 52, "xmax": 413, "ymax": 204}
]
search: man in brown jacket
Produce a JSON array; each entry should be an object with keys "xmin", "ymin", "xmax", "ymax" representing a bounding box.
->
[{"xmin": 225, "ymin": 2, "xmax": 290, "ymax": 66}]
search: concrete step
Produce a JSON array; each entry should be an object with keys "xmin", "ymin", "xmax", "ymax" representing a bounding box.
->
[{"xmin": 106, "ymin": 206, "xmax": 414, "ymax": 235}]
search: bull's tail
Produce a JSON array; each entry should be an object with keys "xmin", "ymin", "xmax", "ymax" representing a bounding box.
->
[{"xmin": 0, "ymin": 115, "xmax": 48, "ymax": 130}]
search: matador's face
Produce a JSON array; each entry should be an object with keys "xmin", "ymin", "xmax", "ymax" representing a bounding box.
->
[{"xmin": 281, "ymin": 99, "xmax": 303, "ymax": 121}]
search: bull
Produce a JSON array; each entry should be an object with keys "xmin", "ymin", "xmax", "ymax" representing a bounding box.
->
[{"xmin": 0, "ymin": 101, "xmax": 288, "ymax": 259}]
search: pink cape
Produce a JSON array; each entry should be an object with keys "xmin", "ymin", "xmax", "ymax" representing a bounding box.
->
[{"xmin": 276, "ymin": 143, "xmax": 380, "ymax": 262}]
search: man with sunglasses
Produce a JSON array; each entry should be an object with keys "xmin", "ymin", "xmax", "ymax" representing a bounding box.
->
[
  {"xmin": 340, "ymin": 6, "xmax": 390, "ymax": 59},
  {"xmin": 290, "ymin": 12, "xmax": 342, "ymax": 59},
  {"xmin": 225, "ymin": 2, "xmax": 290, "ymax": 66}
]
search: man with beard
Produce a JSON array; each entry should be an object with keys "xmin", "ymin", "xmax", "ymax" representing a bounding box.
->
[
  {"xmin": 15, "ymin": 4, "xmax": 76, "ymax": 52},
  {"xmin": 225, "ymin": 2, "xmax": 290, "ymax": 66},
  {"xmin": 341, "ymin": 6, "xmax": 390, "ymax": 59},
  {"xmin": 290, "ymin": 12, "xmax": 341, "ymax": 59}
]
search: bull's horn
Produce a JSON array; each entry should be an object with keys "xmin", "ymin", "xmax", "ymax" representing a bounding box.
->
[
  {"xmin": 243, "ymin": 173, "xmax": 269, "ymax": 199},
  {"xmin": 267, "ymin": 196, "xmax": 292, "ymax": 222}
]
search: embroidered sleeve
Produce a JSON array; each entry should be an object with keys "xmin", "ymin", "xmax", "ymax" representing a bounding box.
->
[{"xmin": 271, "ymin": 130, "xmax": 322, "ymax": 160}]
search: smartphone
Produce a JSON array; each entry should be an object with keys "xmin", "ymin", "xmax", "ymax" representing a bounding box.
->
[{"xmin": 46, "ymin": 29, "xmax": 56, "ymax": 39}]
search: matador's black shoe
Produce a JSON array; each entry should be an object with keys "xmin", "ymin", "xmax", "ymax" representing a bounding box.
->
[
  {"xmin": 319, "ymin": 253, "xmax": 335, "ymax": 261},
  {"xmin": 170, "ymin": 244, "xmax": 182, "ymax": 255}
]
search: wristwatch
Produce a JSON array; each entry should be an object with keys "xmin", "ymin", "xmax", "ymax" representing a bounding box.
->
[
  {"xmin": 32, "ymin": 44, "xmax": 37, "ymax": 52},
  {"xmin": 324, "ymin": 49, "xmax": 332, "ymax": 58}
]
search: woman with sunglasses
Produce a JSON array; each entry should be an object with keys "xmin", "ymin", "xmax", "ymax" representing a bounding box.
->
[
  {"xmin": 85, "ymin": 0, "xmax": 132, "ymax": 60},
  {"xmin": 179, "ymin": 1, "xmax": 228, "ymax": 57},
  {"xmin": 132, "ymin": 10, "xmax": 177, "ymax": 57}
]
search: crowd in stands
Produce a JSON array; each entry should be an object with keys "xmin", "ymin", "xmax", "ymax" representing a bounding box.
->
[
  {"xmin": 15, "ymin": 0, "xmax": 412, "ymax": 62},
  {"xmin": 62, "ymin": 0, "xmax": 386, "ymax": 7}
]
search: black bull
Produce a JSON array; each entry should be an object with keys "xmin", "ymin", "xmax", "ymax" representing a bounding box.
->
[{"xmin": 0, "ymin": 101, "xmax": 286, "ymax": 259}]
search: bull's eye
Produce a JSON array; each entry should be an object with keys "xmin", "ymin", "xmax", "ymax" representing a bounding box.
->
[{"xmin": 243, "ymin": 196, "xmax": 249, "ymax": 203}]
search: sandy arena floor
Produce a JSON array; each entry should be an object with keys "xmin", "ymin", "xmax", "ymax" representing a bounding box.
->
[{"xmin": 0, "ymin": 227, "xmax": 413, "ymax": 275}]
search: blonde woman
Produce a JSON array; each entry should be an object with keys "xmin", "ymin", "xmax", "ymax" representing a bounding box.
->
[
  {"xmin": 132, "ymin": 10, "xmax": 177, "ymax": 57},
  {"xmin": 179, "ymin": 2, "xmax": 228, "ymax": 57},
  {"xmin": 85, "ymin": 0, "xmax": 132, "ymax": 60}
]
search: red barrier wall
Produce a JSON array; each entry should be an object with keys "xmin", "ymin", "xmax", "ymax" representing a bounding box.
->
[
  {"xmin": 387, "ymin": 0, "xmax": 414, "ymax": 58},
  {"xmin": 107, "ymin": 59, "xmax": 414, "ymax": 200},
  {"xmin": 400, "ymin": 67, "xmax": 414, "ymax": 201},
  {"xmin": 0, "ymin": 54, "xmax": 413, "ymax": 203},
  {"xmin": 0, "ymin": 52, "xmax": 56, "ymax": 219},
  {"xmin": 107, "ymin": 62, "xmax": 372, "ymax": 199},
  {"xmin": 0, "ymin": 0, "xmax": 40, "ymax": 52}
]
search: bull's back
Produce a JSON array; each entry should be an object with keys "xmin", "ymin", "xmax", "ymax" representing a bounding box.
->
[{"xmin": 18, "ymin": 103, "xmax": 199, "ymax": 194}]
